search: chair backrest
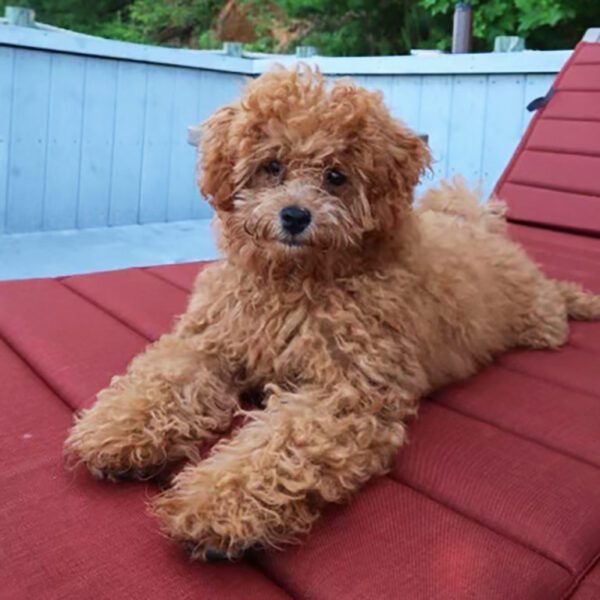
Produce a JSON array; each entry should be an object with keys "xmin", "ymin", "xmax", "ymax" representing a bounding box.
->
[{"xmin": 494, "ymin": 38, "xmax": 600, "ymax": 236}]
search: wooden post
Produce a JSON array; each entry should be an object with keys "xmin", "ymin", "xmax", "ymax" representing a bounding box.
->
[
  {"xmin": 223, "ymin": 42, "xmax": 243, "ymax": 57},
  {"xmin": 5, "ymin": 6, "xmax": 36, "ymax": 27},
  {"xmin": 187, "ymin": 125, "xmax": 202, "ymax": 147},
  {"xmin": 493, "ymin": 36, "xmax": 525, "ymax": 52},
  {"xmin": 452, "ymin": 3, "xmax": 472, "ymax": 54},
  {"xmin": 296, "ymin": 46, "xmax": 317, "ymax": 58}
]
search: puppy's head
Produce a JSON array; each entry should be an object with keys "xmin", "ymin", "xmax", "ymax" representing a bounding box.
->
[{"xmin": 198, "ymin": 65, "xmax": 430, "ymax": 274}]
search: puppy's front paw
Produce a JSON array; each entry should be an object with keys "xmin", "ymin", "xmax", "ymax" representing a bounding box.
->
[
  {"xmin": 64, "ymin": 407, "xmax": 168, "ymax": 482},
  {"xmin": 152, "ymin": 468, "xmax": 255, "ymax": 562},
  {"xmin": 153, "ymin": 487, "xmax": 223, "ymax": 561}
]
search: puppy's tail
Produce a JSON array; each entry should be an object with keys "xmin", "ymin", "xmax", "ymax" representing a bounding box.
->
[
  {"xmin": 555, "ymin": 280, "xmax": 600, "ymax": 320},
  {"xmin": 419, "ymin": 176, "xmax": 507, "ymax": 235}
]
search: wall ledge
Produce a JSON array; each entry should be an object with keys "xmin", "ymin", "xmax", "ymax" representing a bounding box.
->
[{"xmin": 0, "ymin": 24, "xmax": 571, "ymax": 76}]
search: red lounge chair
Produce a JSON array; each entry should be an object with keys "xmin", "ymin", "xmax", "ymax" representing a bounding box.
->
[{"xmin": 1, "ymin": 40, "xmax": 599, "ymax": 599}]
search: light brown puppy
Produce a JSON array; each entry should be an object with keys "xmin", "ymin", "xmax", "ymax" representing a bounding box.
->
[{"xmin": 65, "ymin": 66, "xmax": 600, "ymax": 560}]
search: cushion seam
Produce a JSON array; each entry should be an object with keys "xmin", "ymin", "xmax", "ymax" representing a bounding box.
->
[
  {"xmin": 506, "ymin": 178, "xmax": 600, "ymax": 200},
  {"xmin": 542, "ymin": 116, "xmax": 600, "ymax": 124},
  {"xmin": 566, "ymin": 341, "xmax": 600, "ymax": 357},
  {"xmin": 57, "ymin": 277, "xmax": 152, "ymax": 342},
  {"xmin": 498, "ymin": 362, "xmax": 600, "ymax": 400},
  {"xmin": 142, "ymin": 267, "xmax": 194, "ymax": 293},
  {"xmin": 509, "ymin": 223, "xmax": 600, "ymax": 245},
  {"xmin": 558, "ymin": 87, "xmax": 600, "ymax": 92},
  {"xmin": 526, "ymin": 147, "xmax": 600, "ymax": 160},
  {"xmin": 386, "ymin": 474, "xmax": 574, "ymax": 575},
  {"xmin": 0, "ymin": 327, "xmax": 75, "ymax": 415},
  {"xmin": 430, "ymin": 399, "xmax": 600, "ymax": 471},
  {"xmin": 562, "ymin": 551, "xmax": 600, "ymax": 599},
  {"xmin": 507, "ymin": 218, "xmax": 600, "ymax": 240},
  {"xmin": 244, "ymin": 554, "xmax": 299, "ymax": 600}
]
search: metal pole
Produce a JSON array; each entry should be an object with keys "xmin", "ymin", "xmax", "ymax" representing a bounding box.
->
[{"xmin": 452, "ymin": 3, "xmax": 472, "ymax": 54}]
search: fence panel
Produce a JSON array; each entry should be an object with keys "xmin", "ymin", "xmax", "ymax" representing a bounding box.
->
[{"xmin": 0, "ymin": 24, "xmax": 569, "ymax": 232}]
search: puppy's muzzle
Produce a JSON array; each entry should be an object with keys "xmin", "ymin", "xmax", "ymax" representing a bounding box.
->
[{"xmin": 280, "ymin": 205, "xmax": 311, "ymax": 236}]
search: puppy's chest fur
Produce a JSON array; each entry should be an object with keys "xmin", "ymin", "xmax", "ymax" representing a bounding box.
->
[
  {"xmin": 231, "ymin": 280, "xmax": 388, "ymax": 380},
  {"xmin": 189, "ymin": 264, "xmax": 417, "ymax": 386}
]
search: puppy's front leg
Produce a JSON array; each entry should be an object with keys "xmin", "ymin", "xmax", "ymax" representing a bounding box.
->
[
  {"xmin": 153, "ymin": 383, "xmax": 409, "ymax": 559},
  {"xmin": 65, "ymin": 333, "xmax": 238, "ymax": 481}
]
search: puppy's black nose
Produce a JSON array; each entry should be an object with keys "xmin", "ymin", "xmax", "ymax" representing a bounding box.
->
[{"xmin": 280, "ymin": 205, "xmax": 311, "ymax": 235}]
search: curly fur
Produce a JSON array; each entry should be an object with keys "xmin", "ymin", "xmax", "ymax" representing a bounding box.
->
[{"xmin": 65, "ymin": 65, "xmax": 600, "ymax": 560}]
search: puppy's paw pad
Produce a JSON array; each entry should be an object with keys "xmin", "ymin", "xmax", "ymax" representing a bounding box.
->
[
  {"xmin": 182, "ymin": 542, "xmax": 240, "ymax": 562},
  {"xmin": 205, "ymin": 547, "xmax": 232, "ymax": 562},
  {"xmin": 90, "ymin": 465, "xmax": 162, "ymax": 483}
]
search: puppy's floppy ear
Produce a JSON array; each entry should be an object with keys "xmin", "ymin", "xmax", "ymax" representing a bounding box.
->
[{"xmin": 198, "ymin": 104, "xmax": 238, "ymax": 211}]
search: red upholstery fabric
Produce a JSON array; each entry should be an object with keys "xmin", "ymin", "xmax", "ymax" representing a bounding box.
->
[
  {"xmin": 1, "ymin": 223, "xmax": 599, "ymax": 599},
  {"xmin": 573, "ymin": 563, "xmax": 600, "ymax": 599},
  {"xmin": 495, "ymin": 42, "xmax": 600, "ymax": 235},
  {"xmin": 255, "ymin": 479, "xmax": 569, "ymax": 599},
  {"xmin": 61, "ymin": 268, "xmax": 189, "ymax": 341}
]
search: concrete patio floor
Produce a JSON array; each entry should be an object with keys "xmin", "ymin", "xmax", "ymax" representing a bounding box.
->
[{"xmin": 0, "ymin": 219, "xmax": 219, "ymax": 280}]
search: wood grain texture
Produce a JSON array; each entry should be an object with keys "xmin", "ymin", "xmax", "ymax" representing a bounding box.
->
[
  {"xmin": 5, "ymin": 48, "xmax": 51, "ymax": 233},
  {"xmin": 43, "ymin": 53, "xmax": 85, "ymax": 231},
  {"xmin": 77, "ymin": 58, "xmax": 118, "ymax": 229},
  {"xmin": 109, "ymin": 61, "xmax": 147, "ymax": 226}
]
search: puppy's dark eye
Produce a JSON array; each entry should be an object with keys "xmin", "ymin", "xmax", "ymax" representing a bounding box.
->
[
  {"xmin": 264, "ymin": 160, "xmax": 283, "ymax": 176},
  {"xmin": 325, "ymin": 168, "xmax": 347, "ymax": 186}
]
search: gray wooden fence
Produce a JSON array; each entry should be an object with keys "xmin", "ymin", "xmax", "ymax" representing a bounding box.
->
[{"xmin": 0, "ymin": 24, "xmax": 570, "ymax": 234}]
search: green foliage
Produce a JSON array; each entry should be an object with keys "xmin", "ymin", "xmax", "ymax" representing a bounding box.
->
[
  {"xmin": 1, "ymin": 0, "xmax": 132, "ymax": 34},
  {"xmin": 126, "ymin": 0, "xmax": 222, "ymax": 46},
  {"xmin": 419, "ymin": 0, "xmax": 596, "ymax": 51},
  {"xmin": 2, "ymin": 0, "xmax": 598, "ymax": 53},
  {"xmin": 272, "ymin": 0, "xmax": 439, "ymax": 56}
]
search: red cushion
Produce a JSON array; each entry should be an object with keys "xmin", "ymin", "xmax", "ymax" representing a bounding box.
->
[
  {"xmin": 573, "ymin": 563, "xmax": 600, "ymax": 599},
  {"xmin": 61, "ymin": 268, "xmax": 189, "ymax": 341},
  {"xmin": 392, "ymin": 403, "xmax": 600, "ymax": 573},
  {"xmin": 1, "ymin": 228, "xmax": 599, "ymax": 598},
  {"xmin": 146, "ymin": 262, "xmax": 208, "ymax": 292},
  {"xmin": 256, "ymin": 479, "xmax": 570, "ymax": 599},
  {"xmin": 495, "ymin": 42, "xmax": 600, "ymax": 235}
]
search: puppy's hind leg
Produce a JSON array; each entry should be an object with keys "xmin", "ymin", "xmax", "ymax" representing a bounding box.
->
[
  {"xmin": 520, "ymin": 281, "xmax": 600, "ymax": 349},
  {"xmin": 419, "ymin": 177, "xmax": 507, "ymax": 234},
  {"xmin": 555, "ymin": 280, "xmax": 600, "ymax": 321},
  {"xmin": 515, "ymin": 279, "xmax": 570, "ymax": 350}
]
